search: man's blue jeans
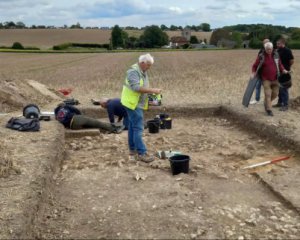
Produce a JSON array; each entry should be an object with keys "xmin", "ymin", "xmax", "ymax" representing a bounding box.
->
[
  {"xmin": 255, "ymin": 79, "xmax": 262, "ymax": 101},
  {"xmin": 125, "ymin": 107, "xmax": 146, "ymax": 155},
  {"xmin": 278, "ymin": 87, "xmax": 289, "ymax": 106},
  {"xmin": 123, "ymin": 116, "xmax": 129, "ymax": 130}
]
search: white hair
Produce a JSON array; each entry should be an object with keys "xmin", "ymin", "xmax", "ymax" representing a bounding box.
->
[
  {"xmin": 263, "ymin": 39, "xmax": 270, "ymax": 44},
  {"xmin": 138, "ymin": 53, "xmax": 154, "ymax": 64},
  {"xmin": 264, "ymin": 42, "xmax": 273, "ymax": 50}
]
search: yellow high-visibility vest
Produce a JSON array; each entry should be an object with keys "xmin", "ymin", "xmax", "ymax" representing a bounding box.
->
[{"xmin": 121, "ymin": 64, "xmax": 148, "ymax": 110}]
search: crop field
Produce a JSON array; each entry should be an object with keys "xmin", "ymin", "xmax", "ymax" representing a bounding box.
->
[
  {"xmin": 1, "ymin": 49, "xmax": 299, "ymax": 106},
  {"xmin": 0, "ymin": 29, "xmax": 212, "ymax": 49}
]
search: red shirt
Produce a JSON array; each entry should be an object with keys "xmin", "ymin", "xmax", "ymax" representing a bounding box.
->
[{"xmin": 252, "ymin": 52, "xmax": 284, "ymax": 81}]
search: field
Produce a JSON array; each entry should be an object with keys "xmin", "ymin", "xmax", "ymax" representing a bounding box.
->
[
  {"xmin": 0, "ymin": 29, "xmax": 212, "ymax": 49},
  {"xmin": 1, "ymin": 49, "xmax": 300, "ymax": 239},
  {"xmin": 1, "ymin": 49, "xmax": 299, "ymax": 107}
]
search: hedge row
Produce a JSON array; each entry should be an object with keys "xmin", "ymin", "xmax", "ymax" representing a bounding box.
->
[
  {"xmin": 0, "ymin": 42, "xmax": 40, "ymax": 50},
  {"xmin": 53, "ymin": 42, "xmax": 109, "ymax": 50},
  {"xmin": 287, "ymin": 41, "xmax": 300, "ymax": 49}
]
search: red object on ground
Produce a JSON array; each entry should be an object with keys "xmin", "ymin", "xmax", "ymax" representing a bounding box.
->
[
  {"xmin": 58, "ymin": 88, "xmax": 72, "ymax": 96},
  {"xmin": 243, "ymin": 156, "xmax": 291, "ymax": 169}
]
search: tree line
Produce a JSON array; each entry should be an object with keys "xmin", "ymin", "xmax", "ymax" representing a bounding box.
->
[
  {"xmin": 111, "ymin": 23, "xmax": 300, "ymax": 49},
  {"xmin": 0, "ymin": 21, "xmax": 211, "ymax": 31},
  {"xmin": 2, "ymin": 21, "xmax": 300, "ymax": 50},
  {"xmin": 210, "ymin": 24, "xmax": 300, "ymax": 49}
]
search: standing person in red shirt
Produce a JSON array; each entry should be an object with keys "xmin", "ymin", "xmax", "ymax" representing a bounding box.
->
[
  {"xmin": 252, "ymin": 42, "xmax": 289, "ymax": 116},
  {"xmin": 250, "ymin": 38, "xmax": 270, "ymax": 105}
]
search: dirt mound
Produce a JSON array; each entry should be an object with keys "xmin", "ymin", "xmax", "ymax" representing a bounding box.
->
[
  {"xmin": 0, "ymin": 79, "xmax": 63, "ymax": 113},
  {"xmin": 290, "ymin": 96, "xmax": 300, "ymax": 109},
  {"xmin": 0, "ymin": 140, "xmax": 20, "ymax": 178}
]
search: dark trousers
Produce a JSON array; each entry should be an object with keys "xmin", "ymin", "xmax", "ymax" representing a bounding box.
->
[
  {"xmin": 278, "ymin": 87, "xmax": 289, "ymax": 106},
  {"xmin": 255, "ymin": 79, "xmax": 262, "ymax": 101},
  {"xmin": 71, "ymin": 115, "xmax": 114, "ymax": 131}
]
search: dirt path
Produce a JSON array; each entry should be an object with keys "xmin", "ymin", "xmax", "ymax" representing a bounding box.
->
[{"xmin": 34, "ymin": 116, "xmax": 300, "ymax": 239}]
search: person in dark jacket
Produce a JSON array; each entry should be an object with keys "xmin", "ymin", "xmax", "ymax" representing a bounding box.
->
[
  {"xmin": 54, "ymin": 103, "xmax": 124, "ymax": 133},
  {"xmin": 99, "ymin": 98, "xmax": 128, "ymax": 130},
  {"xmin": 273, "ymin": 38, "xmax": 294, "ymax": 111}
]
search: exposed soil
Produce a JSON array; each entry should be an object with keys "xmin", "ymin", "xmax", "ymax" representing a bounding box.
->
[
  {"xmin": 1, "ymin": 80, "xmax": 300, "ymax": 239},
  {"xmin": 32, "ymin": 116, "xmax": 300, "ymax": 239},
  {"xmin": 0, "ymin": 79, "xmax": 61, "ymax": 113}
]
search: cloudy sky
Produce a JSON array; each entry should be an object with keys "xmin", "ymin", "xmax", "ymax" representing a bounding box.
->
[{"xmin": 0, "ymin": 0, "xmax": 299, "ymax": 28}]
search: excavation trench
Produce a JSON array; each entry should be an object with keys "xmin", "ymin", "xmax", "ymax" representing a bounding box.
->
[
  {"xmin": 31, "ymin": 105, "xmax": 300, "ymax": 239},
  {"xmin": 1, "ymin": 105, "xmax": 300, "ymax": 239}
]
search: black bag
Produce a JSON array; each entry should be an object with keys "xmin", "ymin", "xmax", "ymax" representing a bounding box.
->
[
  {"xmin": 6, "ymin": 117, "xmax": 40, "ymax": 131},
  {"xmin": 63, "ymin": 98, "xmax": 80, "ymax": 105},
  {"xmin": 278, "ymin": 73, "xmax": 292, "ymax": 89}
]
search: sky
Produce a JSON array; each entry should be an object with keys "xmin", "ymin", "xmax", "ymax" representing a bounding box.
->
[{"xmin": 0, "ymin": 0, "xmax": 299, "ymax": 29}]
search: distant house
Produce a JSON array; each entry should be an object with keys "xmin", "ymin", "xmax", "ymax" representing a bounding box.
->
[
  {"xmin": 169, "ymin": 27, "xmax": 191, "ymax": 48},
  {"xmin": 242, "ymin": 40, "xmax": 250, "ymax": 49},
  {"xmin": 217, "ymin": 38, "xmax": 237, "ymax": 48},
  {"xmin": 181, "ymin": 27, "xmax": 191, "ymax": 41},
  {"xmin": 170, "ymin": 36, "xmax": 189, "ymax": 48}
]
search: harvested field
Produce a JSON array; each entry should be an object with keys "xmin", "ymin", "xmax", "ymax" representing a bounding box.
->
[
  {"xmin": 1, "ymin": 50, "xmax": 300, "ymax": 108},
  {"xmin": 0, "ymin": 29, "xmax": 212, "ymax": 49}
]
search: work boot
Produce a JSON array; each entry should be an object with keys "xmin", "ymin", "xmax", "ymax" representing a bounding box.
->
[
  {"xmin": 129, "ymin": 150, "xmax": 137, "ymax": 161},
  {"xmin": 279, "ymin": 106, "xmax": 288, "ymax": 111},
  {"xmin": 112, "ymin": 125, "xmax": 125, "ymax": 134},
  {"xmin": 137, "ymin": 153, "xmax": 155, "ymax": 163},
  {"xmin": 266, "ymin": 110, "xmax": 274, "ymax": 116},
  {"xmin": 91, "ymin": 99, "xmax": 100, "ymax": 105}
]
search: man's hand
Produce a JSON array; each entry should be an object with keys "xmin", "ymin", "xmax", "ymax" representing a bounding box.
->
[
  {"xmin": 151, "ymin": 88, "xmax": 162, "ymax": 94},
  {"xmin": 283, "ymin": 69, "xmax": 289, "ymax": 74}
]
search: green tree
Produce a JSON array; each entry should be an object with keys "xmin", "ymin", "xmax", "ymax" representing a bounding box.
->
[
  {"xmin": 249, "ymin": 38, "xmax": 262, "ymax": 49},
  {"xmin": 291, "ymin": 28, "xmax": 300, "ymax": 40},
  {"xmin": 16, "ymin": 21, "xmax": 26, "ymax": 29},
  {"xmin": 125, "ymin": 36, "xmax": 138, "ymax": 48},
  {"xmin": 70, "ymin": 22, "xmax": 82, "ymax": 29},
  {"xmin": 160, "ymin": 24, "xmax": 168, "ymax": 30},
  {"xmin": 230, "ymin": 32, "xmax": 243, "ymax": 48},
  {"xmin": 170, "ymin": 25, "xmax": 179, "ymax": 31},
  {"xmin": 12, "ymin": 42, "xmax": 24, "ymax": 49},
  {"xmin": 4, "ymin": 21, "xmax": 16, "ymax": 29},
  {"xmin": 190, "ymin": 35, "xmax": 199, "ymax": 44},
  {"xmin": 200, "ymin": 23, "xmax": 211, "ymax": 32},
  {"xmin": 210, "ymin": 28, "xmax": 230, "ymax": 45},
  {"xmin": 139, "ymin": 25, "xmax": 169, "ymax": 48},
  {"xmin": 111, "ymin": 25, "xmax": 127, "ymax": 49}
]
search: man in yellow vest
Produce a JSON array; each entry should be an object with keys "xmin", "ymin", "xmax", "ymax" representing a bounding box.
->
[{"xmin": 121, "ymin": 53, "xmax": 162, "ymax": 162}]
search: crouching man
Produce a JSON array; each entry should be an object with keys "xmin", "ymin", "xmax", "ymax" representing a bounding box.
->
[{"xmin": 98, "ymin": 98, "xmax": 129, "ymax": 130}]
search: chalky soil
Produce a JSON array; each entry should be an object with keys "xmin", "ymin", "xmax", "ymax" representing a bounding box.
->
[{"xmin": 34, "ymin": 116, "xmax": 300, "ymax": 239}]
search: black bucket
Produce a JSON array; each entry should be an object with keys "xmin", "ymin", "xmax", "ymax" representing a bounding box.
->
[
  {"xmin": 169, "ymin": 155, "xmax": 190, "ymax": 175},
  {"xmin": 159, "ymin": 113, "xmax": 169, "ymax": 120},
  {"xmin": 147, "ymin": 120, "xmax": 160, "ymax": 134},
  {"xmin": 159, "ymin": 114, "xmax": 169, "ymax": 129},
  {"xmin": 23, "ymin": 104, "xmax": 40, "ymax": 119},
  {"xmin": 163, "ymin": 118, "xmax": 172, "ymax": 129}
]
